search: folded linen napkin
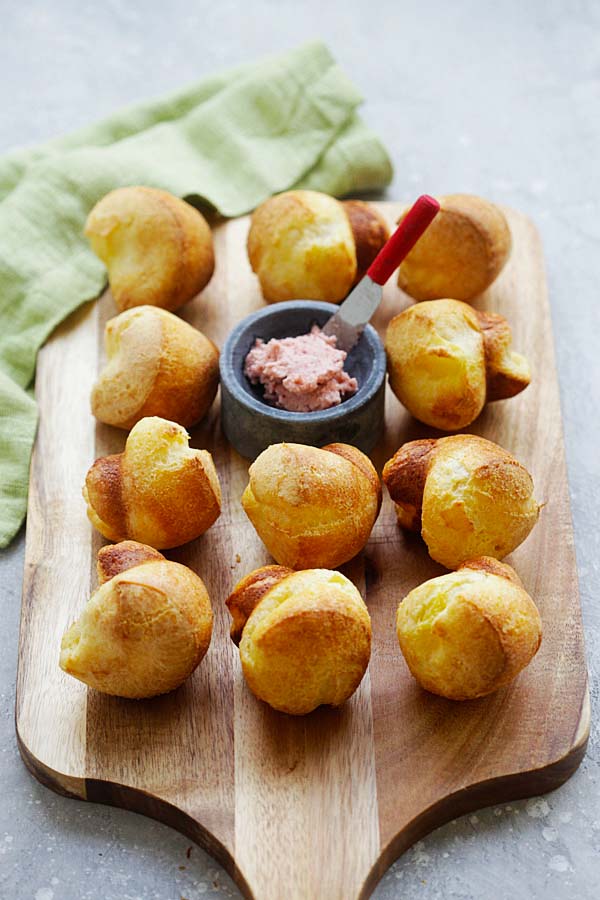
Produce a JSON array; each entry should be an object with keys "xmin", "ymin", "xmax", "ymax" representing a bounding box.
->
[{"xmin": 0, "ymin": 40, "xmax": 392, "ymax": 548}]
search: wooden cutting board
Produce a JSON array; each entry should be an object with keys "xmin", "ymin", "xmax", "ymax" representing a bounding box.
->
[{"xmin": 16, "ymin": 203, "xmax": 589, "ymax": 900}]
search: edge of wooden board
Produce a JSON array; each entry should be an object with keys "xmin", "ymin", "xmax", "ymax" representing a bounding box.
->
[
  {"xmin": 360, "ymin": 687, "xmax": 590, "ymax": 898},
  {"xmin": 16, "ymin": 687, "xmax": 589, "ymax": 900}
]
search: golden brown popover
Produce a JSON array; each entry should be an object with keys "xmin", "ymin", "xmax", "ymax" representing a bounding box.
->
[
  {"xmin": 396, "ymin": 557, "xmax": 542, "ymax": 700},
  {"xmin": 85, "ymin": 186, "xmax": 215, "ymax": 312},
  {"xmin": 247, "ymin": 191, "xmax": 389, "ymax": 303},
  {"xmin": 397, "ymin": 194, "xmax": 512, "ymax": 302},
  {"xmin": 385, "ymin": 299, "xmax": 530, "ymax": 430},
  {"xmin": 247, "ymin": 190, "xmax": 356, "ymax": 303},
  {"xmin": 383, "ymin": 435, "xmax": 539, "ymax": 569},
  {"xmin": 242, "ymin": 442, "xmax": 381, "ymax": 569},
  {"xmin": 84, "ymin": 416, "xmax": 221, "ymax": 549},
  {"xmin": 227, "ymin": 565, "xmax": 371, "ymax": 714},
  {"xmin": 60, "ymin": 541, "xmax": 213, "ymax": 698},
  {"xmin": 91, "ymin": 306, "xmax": 219, "ymax": 430}
]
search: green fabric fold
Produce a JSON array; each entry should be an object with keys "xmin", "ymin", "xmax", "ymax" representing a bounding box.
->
[{"xmin": 0, "ymin": 40, "xmax": 392, "ymax": 548}]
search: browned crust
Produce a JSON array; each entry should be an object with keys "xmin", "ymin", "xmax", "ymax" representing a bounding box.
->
[
  {"xmin": 323, "ymin": 443, "xmax": 383, "ymax": 514},
  {"xmin": 459, "ymin": 556, "xmax": 524, "ymax": 588},
  {"xmin": 85, "ymin": 454, "xmax": 126, "ymax": 536},
  {"xmin": 140, "ymin": 323, "xmax": 220, "ymax": 429},
  {"xmin": 145, "ymin": 190, "xmax": 214, "ymax": 311},
  {"xmin": 343, "ymin": 200, "xmax": 390, "ymax": 284},
  {"xmin": 486, "ymin": 369, "xmax": 529, "ymax": 403},
  {"xmin": 97, "ymin": 541, "xmax": 165, "ymax": 585},
  {"xmin": 397, "ymin": 550, "xmax": 542, "ymax": 700},
  {"xmin": 173, "ymin": 195, "xmax": 215, "ymax": 304},
  {"xmin": 242, "ymin": 443, "xmax": 381, "ymax": 570},
  {"xmin": 226, "ymin": 565, "xmax": 293, "ymax": 644},
  {"xmin": 382, "ymin": 440, "xmax": 436, "ymax": 531},
  {"xmin": 384, "ymin": 301, "xmax": 487, "ymax": 431},
  {"xmin": 242, "ymin": 602, "xmax": 372, "ymax": 715},
  {"xmin": 85, "ymin": 426, "xmax": 222, "ymax": 549},
  {"xmin": 396, "ymin": 194, "xmax": 512, "ymax": 302},
  {"xmin": 86, "ymin": 187, "xmax": 215, "ymax": 313},
  {"xmin": 247, "ymin": 193, "xmax": 304, "ymax": 275},
  {"xmin": 246, "ymin": 191, "xmax": 356, "ymax": 303},
  {"xmin": 128, "ymin": 451, "xmax": 221, "ymax": 550},
  {"xmin": 93, "ymin": 308, "xmax": 220, "ymax": 432},
  {"xmin": 474, "ymin": 309, "xmax": 531, "ymax": 401}
]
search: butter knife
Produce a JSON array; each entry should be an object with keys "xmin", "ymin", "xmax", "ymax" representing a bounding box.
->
[{"xmin": 322, "ymin": 194, "xmax": 440, "ymax": 352}]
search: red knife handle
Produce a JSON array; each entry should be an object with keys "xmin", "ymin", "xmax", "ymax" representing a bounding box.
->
[{"xmin": 366, "ymin": 194, "xmax": 440, "ymax": 286}]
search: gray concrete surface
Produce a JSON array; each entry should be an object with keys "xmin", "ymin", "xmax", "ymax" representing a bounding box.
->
[{"xmin": 1, "ymin": 1, "xmax": 599, "ymax": 898}]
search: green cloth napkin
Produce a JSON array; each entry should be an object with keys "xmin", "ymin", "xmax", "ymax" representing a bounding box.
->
[{"xmin": 0, "ymin": 40, "xmax": 392, "ymax": 548}]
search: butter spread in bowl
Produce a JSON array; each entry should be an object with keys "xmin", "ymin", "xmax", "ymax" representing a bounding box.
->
[{"xmin": 243, "ymin": 325, "xmax": 357, "ymax": 412}]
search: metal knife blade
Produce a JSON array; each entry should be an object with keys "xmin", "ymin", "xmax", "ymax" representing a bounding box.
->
[{"xmin": 321, "ymin": 275, "xmax": 381, "ymax": 353}]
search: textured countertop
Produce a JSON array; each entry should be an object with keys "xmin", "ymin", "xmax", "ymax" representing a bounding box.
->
[{"xmin": 1, "ymin": 2, "xmax": 598, "ymax": 898}]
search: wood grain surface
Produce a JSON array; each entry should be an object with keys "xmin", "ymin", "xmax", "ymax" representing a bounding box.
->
[{"xmin": 16, "ymin": 203, "xmax": 589, "ymax": 900}]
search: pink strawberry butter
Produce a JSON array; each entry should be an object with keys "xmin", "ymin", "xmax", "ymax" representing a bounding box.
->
[{"xmin": 244, "ymin": 325, "xmax": 358, "ymax": 413}]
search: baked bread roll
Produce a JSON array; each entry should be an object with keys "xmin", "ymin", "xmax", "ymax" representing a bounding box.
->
[
  {"xmin": 242, "ymin": 442, "xmax": 382, "ymax": 569},
  {"xmin": 60, "ymin": 541, "xmax": 213, "ymax": 698},
  {"xmin": 247, "ymin": 191, "xmax": 388, "ymax": 303},
  {"xmin": 84, "ymin": 416, "xmax": 221, "ymax": 549},
  {"xmin": 397, "ymin": 194, "xmax": 512, "ymax": 302},
  {"xmin": 385, "ymin": 299, "xmax": 530, "ymax": 429},
  {"xmin": 396, "ymin": 557, "xmax": 542, "ymax": 700},
  {"xmin": 383, "ymin": 435, "xmax": 539, "ymax": 569},
  {"xmin": 91, "ymin": 306, "xmax": 219, "ymax": 430},
  {"xmin": 85, "ymin": 186, "xmax": 215, "ymax": 312},
  {"xmin": 227, "ymin": 565, "xmax": 371, "ymax": 714},
  {"xmin": 248, "ymin": 190, "xmax": 355, "ymax": 303}
]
